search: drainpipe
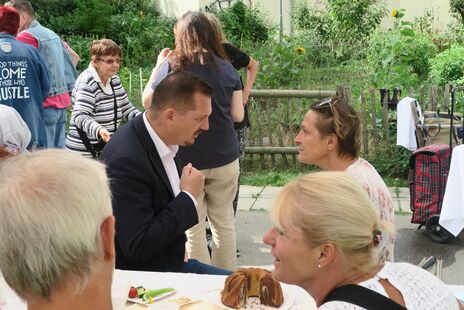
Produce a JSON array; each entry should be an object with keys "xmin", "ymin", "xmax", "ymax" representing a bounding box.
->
[{"xmin": 279, "ymin": 0, "xmax": 283, "ymax": 42}]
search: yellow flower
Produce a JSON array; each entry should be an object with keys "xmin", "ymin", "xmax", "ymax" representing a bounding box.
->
[
  {"xmin": 391, "ymin": 9, "xmax": 398, "ymax": 18},
  {"xmin": 294, "ymin": 47, "xmax": 305, "ymax": 55}
]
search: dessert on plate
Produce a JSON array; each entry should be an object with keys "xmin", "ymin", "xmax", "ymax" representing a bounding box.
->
[{"xmin": 221, "ymin": 268, "xmax": 284, "ymax": 309}]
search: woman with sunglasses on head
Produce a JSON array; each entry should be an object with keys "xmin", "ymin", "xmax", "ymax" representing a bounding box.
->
[
  {"xmin": 263, "ymin": 172, "xmax": 463, "ymax": 310},
  {"xmin": 65, "ymin": 39, "xmax": 141, "ymax": 158},
  {"xmin": 294, "ymin": 96, "xmax": 395, "ymax": 262}
]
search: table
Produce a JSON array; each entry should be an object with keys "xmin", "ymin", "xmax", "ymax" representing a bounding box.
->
[
  {"xmin": 1, "ymin": 269, "xmax": 317, "ymax": 310},
  {"xmin": 439, "ymin": 144, "xmax": 464, "ymax": 236}
]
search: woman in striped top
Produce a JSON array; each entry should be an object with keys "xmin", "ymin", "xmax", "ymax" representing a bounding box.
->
[{"xmin": 65, "ymin": 39, "xmax": 140, "ymax": 158}]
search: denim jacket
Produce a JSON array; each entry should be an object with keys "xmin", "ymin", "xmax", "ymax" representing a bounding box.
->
[
  {"xmin": 0, "ymin": 33, "xmax": 50, "ymax": 148},
  {"xmin": 25, "ymin": 20, "xmax": 77, "ymax": 97}
]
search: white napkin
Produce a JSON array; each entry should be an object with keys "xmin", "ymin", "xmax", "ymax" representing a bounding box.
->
[
  {"xmin": 439, "ymin": 145, "xmax": 464, "ymax": 236},
  {"xmin": 396, "ymin": 96, "xmax": 418, "ymax": 151}
]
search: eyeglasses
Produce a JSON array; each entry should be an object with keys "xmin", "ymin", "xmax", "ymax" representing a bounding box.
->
[{"xmin": 97, "ymin": 58, "xmax": 121, "ymax": 65}]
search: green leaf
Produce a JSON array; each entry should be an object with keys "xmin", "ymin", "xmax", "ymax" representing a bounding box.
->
[
  {"xmin": 382, "ymin": 52, "xmax": 395, "ymax": 67},
  {"xmin": 400, "ymin": 28, "xmax": 415, "ymax": 37},
  {"xmin": 400, "ymin": 21, "xmax": 413, "ymax": 26}
]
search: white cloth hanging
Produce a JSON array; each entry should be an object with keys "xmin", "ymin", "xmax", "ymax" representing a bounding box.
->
[{"xmin": 396, "ymin": 96, "xmax": 418, "ymax": 151}]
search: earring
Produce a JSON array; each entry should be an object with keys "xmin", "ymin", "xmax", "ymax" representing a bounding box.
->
[{"xmin": 317, "ymin": 264, "xmax": 321, "ymax": 268}]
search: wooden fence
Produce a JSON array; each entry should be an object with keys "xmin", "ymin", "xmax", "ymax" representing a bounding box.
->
[
  {"xmin": 246, "ymin": 89, "xmax": 336, "ymax": 169},
  {"xmin": 121, "ymin": 67, "xmax": 458, "ymax": 168},
  {"xmin": 245, "ymin": 85, "xmax": 459, "ymax": 168}
]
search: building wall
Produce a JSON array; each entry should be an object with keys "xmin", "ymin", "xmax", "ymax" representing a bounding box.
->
[
  {"xmin": 156, "ymin": 0, "xmax": 244, "ymax": 18},
  {"xmin": 156, "ymin": 0, "xmax": 454, "ymax": 32},
  {"xmin": 253, "ymin": 0, "xmax": 293, "ymax": 38},
  {"xmin": 381, "ymin": 0, "xmax": 452, "ymax": 29},
  {"xmin": 155, "ymin": 0, "xmax": 202, "ymax": 18}
]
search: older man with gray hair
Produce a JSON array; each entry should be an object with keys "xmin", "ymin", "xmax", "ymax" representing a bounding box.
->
[{"xmin": 0, "ymin": 149, "xmax": 115, "ymax": 309}]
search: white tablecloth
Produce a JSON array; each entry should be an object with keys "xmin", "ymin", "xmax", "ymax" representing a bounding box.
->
[
  {"xmin": 439, "ymin": 144, "xmax": 464, "ymax": 236},
  {"xmin": 1, "ymin": 269, "xmax": 317, "ymax": 310}
]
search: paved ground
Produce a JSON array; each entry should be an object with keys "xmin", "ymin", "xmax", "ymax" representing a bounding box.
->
[{"xmin": 235, "ymin": 185, "xmax": 464, "ymax": 285}]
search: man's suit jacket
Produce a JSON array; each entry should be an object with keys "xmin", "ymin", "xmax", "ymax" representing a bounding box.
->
[{"xmin": 100, "ymin": 114, "xmax": 199, "ymax": 272}]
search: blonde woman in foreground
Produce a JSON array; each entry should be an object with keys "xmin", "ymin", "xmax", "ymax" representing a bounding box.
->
[{"xmin": 263, "ymin": 171, "xmax": 463, "ymax": 310}]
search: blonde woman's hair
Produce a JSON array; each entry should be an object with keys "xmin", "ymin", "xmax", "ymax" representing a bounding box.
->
[
  {"xmin": 0, "ymin": 149, "xmax": 112, "ymax": 300},
  {"xmin": 271, "ymin": 171, "xmax": 382, "ymax": 273}
]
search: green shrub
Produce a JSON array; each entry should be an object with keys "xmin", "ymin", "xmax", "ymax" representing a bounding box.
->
[
  {"xmin": 33, "ymin": 0, "xmax": 162, "ymax": 37},
  {"xmin": 248, "ymin": 38, "xmax": 311, "ymax": 89},
  {"xmin": 367, "ymin": 29, "xmax": 437, "ymax": 88},
  {"xmin": 215, "ymin": 1, "xmax": 274, "ymax": 47},
  {"xmin": 402, "ymin": 33, "xmax": 438, "ymax": 79},
  {"xmin": 450, "ymin": 0, "xmax": 464, "ymax": 23},
  {"xmin": 326, "ymin": 0, "xmax": 386, "ymax": 39},
  {"xmin": 63, "ymin": 35, "xmax": 94, "ymax": 72},
  {"xmin": 32, "ymin": 0, "xmax": 175, "ymax": 68},
  {"xmin": 429, "ymin": 44, "xmax": 464, "ymax": 85},
  {"xmin": 364, "ymin": 142, "xmax": 411, "ymax": 179},
  {"xmin": 292, "ymin": 0, "xmax": 386, "ymax": 64},
  {"xmin": 108, "ymin": 11, "xmax": 175, "ymax": 67},
  {"xmin": 34, "ymin": 0, "xmax": 114, "ymax": 35},
  {"xmin": 364, "ymin": 8, "xmax": 440, "ymax": 89}
]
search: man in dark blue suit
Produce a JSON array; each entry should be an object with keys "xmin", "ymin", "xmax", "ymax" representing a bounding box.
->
[{"xmin": 101, "ymin": 72, "xmax": 230, "ymax": 274}]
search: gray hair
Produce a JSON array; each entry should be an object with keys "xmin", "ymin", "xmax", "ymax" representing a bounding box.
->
[
  {"xmin": 271, "ymin": 171, "xmax": 382, "ymax": 273},
  {"xmin": 4, "ymin": 0, "xmax": 35, "ymax": 16},
  {"xmin": 0, "ymin": 149, "xmax": 112, "ymax": 300}
]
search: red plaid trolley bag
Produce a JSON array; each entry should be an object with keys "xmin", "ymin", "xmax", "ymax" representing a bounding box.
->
[{"xmin": 409, "ymin": 143, "xmax": 453, "ymax": 242}]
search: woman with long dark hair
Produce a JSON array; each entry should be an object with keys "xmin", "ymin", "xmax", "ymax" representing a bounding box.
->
[{"xmin": 142, "ymin": 11, "xmax": 243, "ymax": 270}]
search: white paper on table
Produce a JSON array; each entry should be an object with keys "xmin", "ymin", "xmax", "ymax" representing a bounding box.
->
[{"xmin": 440, "ymin": 145, "xmax": 464, "ymax": 236}]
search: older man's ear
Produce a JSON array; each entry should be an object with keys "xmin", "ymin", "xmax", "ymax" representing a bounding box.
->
[{"xmin": 101, "ymin": 216, "xmax": 116, "ymax": 261}]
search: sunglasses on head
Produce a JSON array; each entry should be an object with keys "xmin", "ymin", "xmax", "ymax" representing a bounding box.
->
[
  {"xmin": 315, "ymin": 97, "xmax": 337, "ymax": 116},
  {"xmin": 317, "ymin": 97, "xmax": 333, "ymax": 107}
]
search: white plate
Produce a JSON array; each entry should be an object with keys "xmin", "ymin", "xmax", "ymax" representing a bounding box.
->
[
  {"xmin": 127, "ymin": 289, "xmax": 177, "ymax": 305},
  {"xmin": 200, "ymin": 287, "xmax": 295, "ymax": 310}
]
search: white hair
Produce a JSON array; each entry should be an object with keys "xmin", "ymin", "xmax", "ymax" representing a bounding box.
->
[{"xmin": 0, "ymin": 149, "xmax": 112, "ymax": 300}]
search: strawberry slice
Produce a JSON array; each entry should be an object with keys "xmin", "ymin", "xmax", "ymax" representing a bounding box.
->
[{"xmin": 128, "ymin": 286, "xmax": 138, "ymax": 298}]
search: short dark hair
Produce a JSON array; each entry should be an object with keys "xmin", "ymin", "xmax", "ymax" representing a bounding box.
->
[
  {"xmin": 150, "ymin": 71, "xmax": 214, "ymax": 114},
  {"xmin": 309, "ymin": 96, "xmax": 361, "ymax": 159},
  {"xmin": 4, "ymin": 0, "xmax": 34, "ymax": 17},
  {"xmin": 0, "ymin": 6, "xmax": 20, "ymax": 36}
]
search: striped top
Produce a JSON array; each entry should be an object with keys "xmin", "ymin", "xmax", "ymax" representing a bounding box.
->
[{"xmin": 65, "ymin": 68, "xmax": 140, "ymax": 157}]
